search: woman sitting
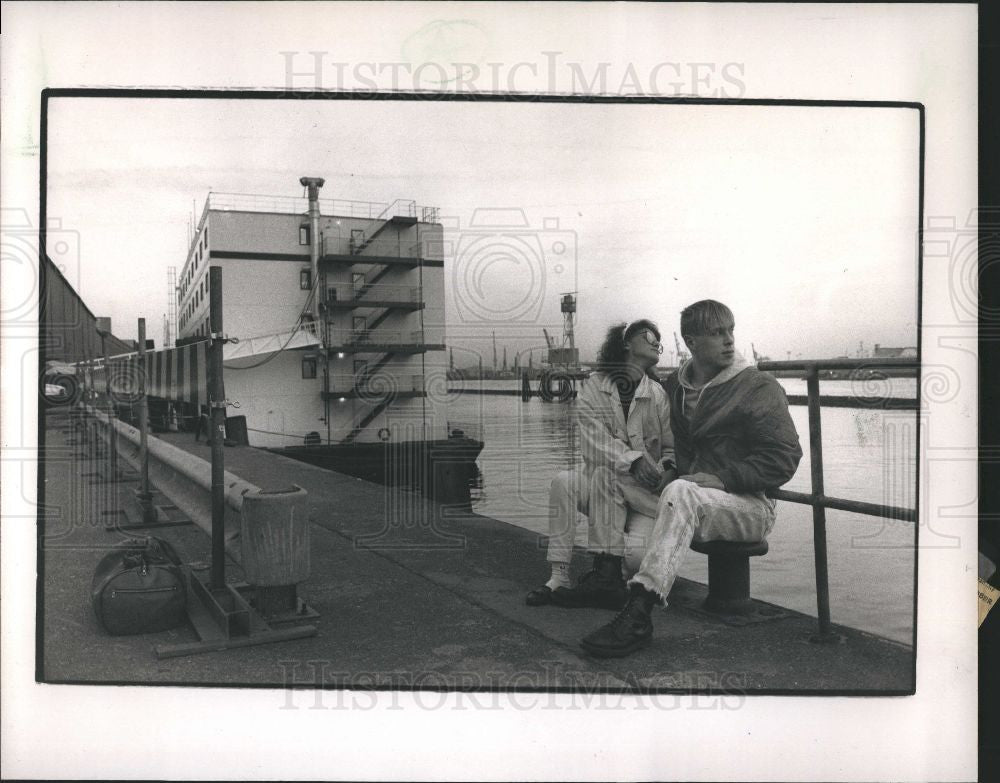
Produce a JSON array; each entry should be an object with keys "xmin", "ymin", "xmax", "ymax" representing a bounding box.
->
[{"xmin": 526, "ymin": 319, "xmax": 676, "ymax": 608}]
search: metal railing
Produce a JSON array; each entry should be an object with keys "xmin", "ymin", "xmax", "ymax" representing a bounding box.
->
[
  {"xmin": 322, "ymin": 235, "xmax": 428, "ymax": 260},
  {"xmin": 206, "ymin": 192, "xmax": 439, "ymax": 222},
  {"xmin": 325, "ymin": 283, "xmax": 422, "ymax": 304},
  {"xmin": 325, "ymin": 328, "xmax": 426, "ymax": 347},
  {"xmin": 375, "ymin": 199, "xmax": 416, "ymax": 221},
  {"xmin": 757, "ymin": 357, "xmax": 919, "ymax": 640},
  {"xmin": 327, "ymin": 373, "xmax": 425, "ymax": 396}
]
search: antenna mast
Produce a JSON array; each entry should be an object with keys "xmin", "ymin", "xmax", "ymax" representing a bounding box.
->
[{"xmin": 166, "ymin": 265, "xmax": 177, "ymax": 347}]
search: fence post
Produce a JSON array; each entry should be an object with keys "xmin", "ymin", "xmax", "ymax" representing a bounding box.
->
[
  {"xmin": 101, "ymin": 334, "xmax": 119, "ymax": 489},
  {"xmin": 136, "ymin": 318, "xmax": 155, "ymax": 524},
  {"xmin": 208, "ymin": 266, "xmax": 226, "ymax": 591},
  {"xmin": 806, "ymin": 364, "xmax": 834, "ymax": 640}
]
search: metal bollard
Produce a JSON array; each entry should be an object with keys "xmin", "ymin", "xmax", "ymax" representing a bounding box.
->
[{"xmin": 689, "ymin": 539, "xmax": 769, "ymax": 615}]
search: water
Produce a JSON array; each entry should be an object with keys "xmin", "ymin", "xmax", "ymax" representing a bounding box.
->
[{"xmin": 447, "ymin": 378, "xmax": 918, "ymax": 645}]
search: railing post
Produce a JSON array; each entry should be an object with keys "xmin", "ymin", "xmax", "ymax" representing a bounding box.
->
[
  {"xmin": 208, "ymin": 266, "xmax": 226, "ymax": 591},
  {"xmin": 806, "ymin": 364, "xmax": 835, "ymax": 641},
  {"xmin": 101, "ymin": 335, "xmax": 119, "ymax": 487},
  {"xmin": 136, "ymin": 318, "xmax": 155, "ymax": 524}
]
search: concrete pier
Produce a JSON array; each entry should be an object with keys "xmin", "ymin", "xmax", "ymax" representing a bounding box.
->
[{"xmin": 39, "ymin": 410, "xmax": 913, "ymax": 693}]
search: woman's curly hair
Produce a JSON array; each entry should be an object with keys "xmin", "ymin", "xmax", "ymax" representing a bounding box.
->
[{"xmin": 594, "ymin": 319, "xmax": 661, "ymax": 380}]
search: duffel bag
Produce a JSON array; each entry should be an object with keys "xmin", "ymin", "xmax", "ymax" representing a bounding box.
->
[{"xmin": 90, "ymin": 536, "xmax": 187, "ymax": 636}]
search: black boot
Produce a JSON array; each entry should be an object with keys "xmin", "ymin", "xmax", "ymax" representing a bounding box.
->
[
  {"xmin": 579, "ymin": 583, "xmax": 658, "ymax": 658},
  {"xmin": 550, "ymin": 553, "xmax": 626, "ymax": 609}
]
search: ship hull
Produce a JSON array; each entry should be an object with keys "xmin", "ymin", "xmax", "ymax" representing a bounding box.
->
[{"xmin": 271, "ymin": 437, "xmax": 484, "ymax": 506}]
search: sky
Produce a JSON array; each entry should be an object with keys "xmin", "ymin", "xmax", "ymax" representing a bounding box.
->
[{"xmin": 45, "ymin": 96, "xmax": 921, "ymax": 365}]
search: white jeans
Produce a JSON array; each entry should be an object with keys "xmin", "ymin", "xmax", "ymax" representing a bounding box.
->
[
  {"xmin": 546, "ymin": 468, "xmax": 663, "ymax": 563},
  {"xmin": 628, "ymin": 478, "xmax": 777, "ymax": 601}
]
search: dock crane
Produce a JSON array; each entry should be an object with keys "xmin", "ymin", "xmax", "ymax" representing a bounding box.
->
[
  {"xmin": 673, "ymin": 332, "xmax": 689, "ymax": 365},
  {"xmin": 542, "ymin": 328, "xmax": 555, "ymax": 349}
]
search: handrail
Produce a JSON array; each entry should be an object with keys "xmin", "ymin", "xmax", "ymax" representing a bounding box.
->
[
  {"xmin": 757, "ymin": 357, "xmax": 919, "ymax": 641},
  {"xmin": 325, "ymin": 328, "xmax": 426, "ymax": 346},
  {"xmin": 375, "ymin": 198, "xmax": 417, "ymax": 221},
  {"xmin": 322, "ymin": 236, "xmax": 426, "ymax": 259},
  {"xmin": 757, "ymin": 357, "xmax": 917, "ymax": 372},
  {"xmin": 207, "ymin": 192, "xmax": 438, "ymax": 222},
  {"xmin": 325, "ymin": 283, "xmax": 422, "ymax": 302}
]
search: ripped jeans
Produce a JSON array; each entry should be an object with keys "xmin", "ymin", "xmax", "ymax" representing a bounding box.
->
[{"xmin": 627, "ymin": 478, "xmax": 776, "ymax": 602}]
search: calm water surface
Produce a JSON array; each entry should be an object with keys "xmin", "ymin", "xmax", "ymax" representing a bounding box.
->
[{"xmin": 447, "ymin": 378, "xmax": 918, "ymax": 645}]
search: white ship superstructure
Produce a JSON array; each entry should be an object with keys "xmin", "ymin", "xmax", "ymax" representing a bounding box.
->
[{"xmin": 174, "ymin": 180, "xmax": 447, "ymax": 448}]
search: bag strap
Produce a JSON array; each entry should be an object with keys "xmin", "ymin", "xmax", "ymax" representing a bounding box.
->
[{"xmin": 146, "ymin": 536, "xmax": 184, "ymax": 566}]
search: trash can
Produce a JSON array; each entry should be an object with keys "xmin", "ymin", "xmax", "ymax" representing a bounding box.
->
[{"xmin": 240, "ymin": 485, "xmax": 310, "ymax": 619}]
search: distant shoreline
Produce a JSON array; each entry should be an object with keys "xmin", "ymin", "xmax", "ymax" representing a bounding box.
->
[{"xmin": 447, "ymin": 366, "xmax": 920, "ymax": 382}]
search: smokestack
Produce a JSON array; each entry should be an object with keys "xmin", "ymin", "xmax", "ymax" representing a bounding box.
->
[{"xmin": 299, "ymin": 176, "xmax": 326, "ymax": 331}]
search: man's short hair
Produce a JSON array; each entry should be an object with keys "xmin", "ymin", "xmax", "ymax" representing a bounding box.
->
[{"xmin": 680, "ymin": 300, "xmax": 735, "ymax": 338}]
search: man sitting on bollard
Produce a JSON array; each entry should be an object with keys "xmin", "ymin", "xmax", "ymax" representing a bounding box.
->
[
  {"xmin": 525, "ymin": 319, "xmax": 676, "ymax": 608},
  {"xmin": 579, "ymin": 300, "xmax": 803, "ymax": 658}
]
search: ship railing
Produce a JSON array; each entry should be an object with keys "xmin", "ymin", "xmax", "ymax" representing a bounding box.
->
[
  {"xmin": 756, "ymin": 357, "xmax": 919, "ymax": 641},
  {"xmin": 207, "ymin": 191, "xmax": 400, "ymax": 219},
  {"xmin": 325, "ymin": 283, "xmax": 422, "ymax": 303},
  {"xmin": 327, "ymin": 373, "xmax": 425, "ymax": 395},
  {"xmin": 372, "ymin": 199, "xmax": 439, "ymax": 223},
  {"xmin": 206, "ymin": 192, "xmax": 439, "ymax": 222},
  {"xmin": 375, "ymin": 199, "xmax": 417, "ymax": 221},
  {"xmin": 322, "ymin": 236, "xmax": 426, "ymax": 260},
  {"xmin": 326, "ymin": 329, "xmax": 425, "ymax": 346}
]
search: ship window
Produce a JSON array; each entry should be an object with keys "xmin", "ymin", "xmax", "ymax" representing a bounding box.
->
[
  {"xmin": 299, "ymin": 225, "xmax": 310, "ymax": 245},
  {"xmin": 302, "ymin": 357, "xmax": 317, "ymax": 379},
  {"xmin": 300, "ymin": 269, "xmax": 312, "ymax": 290}
]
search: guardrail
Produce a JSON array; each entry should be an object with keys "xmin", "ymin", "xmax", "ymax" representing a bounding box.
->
[
  {"xmin": 757, "ymin": 357, "xmax": 919, "ymax": 640},
  {"xmin": 67, "ymin": 274, "xmax": 319, "ymax": 657},
  {"xmin": 86, "ymin": 402, "xmax": 255, "ymax": 558}
]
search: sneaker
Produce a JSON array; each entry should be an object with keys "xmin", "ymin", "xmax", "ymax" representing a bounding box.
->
[
  {"xmin": 550, "ymin": 553, "xmax": 626, "ymax": 609},
  {"xmin": 579, "ymin": 588, "xmax": 655, "ymax": 658}
]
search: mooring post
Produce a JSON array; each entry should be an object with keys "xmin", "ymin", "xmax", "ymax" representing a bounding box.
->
[
  {"xmin": 101, "ymin": 334, "xmax": 120, "ymax": 495},
  {"xmin": 136, "ymin": 318, "xmax": 155, "ymax": 524},
  {"xmin": 208, "ymin": 266, "xmax": 227, "ymax": 591}
]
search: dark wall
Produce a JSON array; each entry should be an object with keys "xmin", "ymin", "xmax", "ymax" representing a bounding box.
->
[{"xmin": 40, "ymin": 254, "xmax": 135, "ymax": 365}]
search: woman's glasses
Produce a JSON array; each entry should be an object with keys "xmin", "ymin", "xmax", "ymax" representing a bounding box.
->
[{"xmin": 636, "ymin": 329, "xmax": 664, "ymax": 354}]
